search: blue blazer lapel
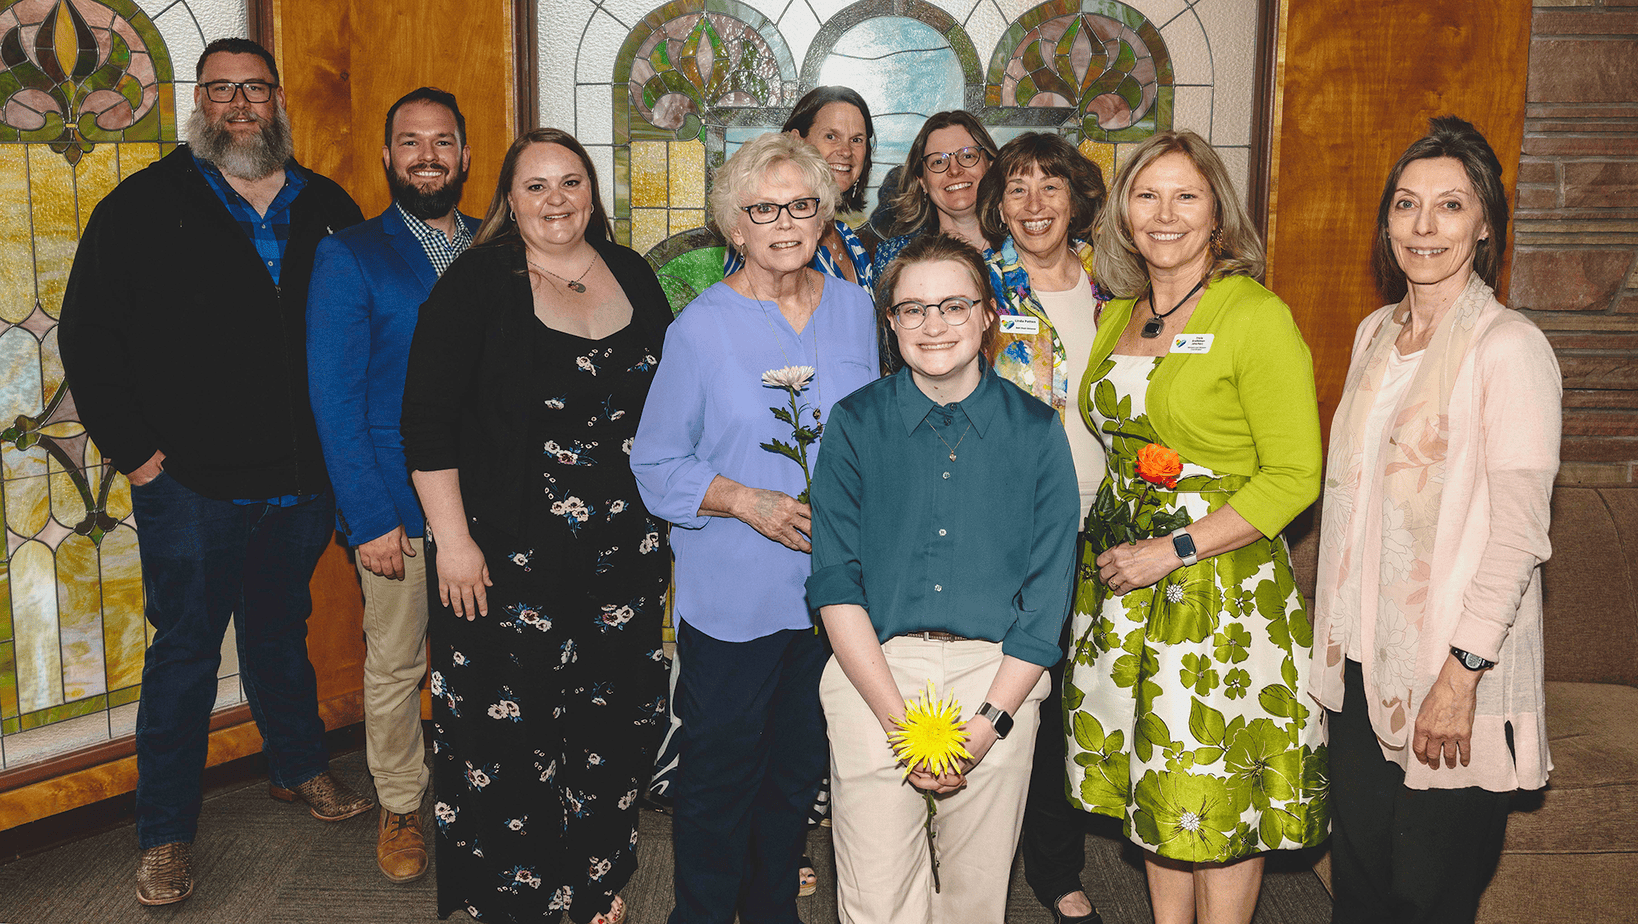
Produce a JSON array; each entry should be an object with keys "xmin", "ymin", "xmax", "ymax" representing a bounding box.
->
[{"xmin": 381, "ymin": 204, "xmax": 440, "ymax": 294}]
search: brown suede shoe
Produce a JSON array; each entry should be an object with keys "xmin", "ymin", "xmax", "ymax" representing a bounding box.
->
[
  {"xmin": 135, "ymin": 842, "xmax": 193, "ymax": 906},
  {"xmin": 376, "ymin": 808, "xmax": 428, "ymax": 883},
  {"xmin": 269, "ymin": 770, "xmax": 375, "ymax": 821}
]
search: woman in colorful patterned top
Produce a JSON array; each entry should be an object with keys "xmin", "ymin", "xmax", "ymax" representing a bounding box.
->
[
  {"xmin": 972, "ymin": 130, "xmax": 1114, "ymax": 924},
  {"xmin": 1312, "ymin": 117, "xmax": 1558, "ymax": 924},
  {"xmin": 1064, "ymin": 130, "xmax": 1327, "ymax": 924},
  {"xmin": 723, "ymin": 86, "xmax": 877, "ymax": 293}
]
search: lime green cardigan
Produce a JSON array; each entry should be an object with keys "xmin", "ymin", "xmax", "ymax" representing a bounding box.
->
[{"xmin": 1077, "ymin": 274, "xmax": 1321, "ymax": 538}]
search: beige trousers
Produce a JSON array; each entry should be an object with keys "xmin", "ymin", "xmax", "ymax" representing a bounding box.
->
[
  {"xmin": 821, "ymin": 636, "xmax": 1049, "ymax": 924},
  {"xmin": 357, "ymin": 536, "xmax": 431, "ymax": 814}
]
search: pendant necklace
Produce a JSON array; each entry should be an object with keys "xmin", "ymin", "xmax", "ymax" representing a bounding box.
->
[
  {"xmin": 928, "ymin": 418, "xmax": 974, "ymax": 461},
  {"xmin": 751, "ymin": 272, "xmax": 824, "ymax": 429},
  {"xmin": 1140, "ymin": 276, "xmax": 1208, "ymax": 339},
  {"xmin": 528, "ymin": 250, "xmax": 600, "ymax": 293}
]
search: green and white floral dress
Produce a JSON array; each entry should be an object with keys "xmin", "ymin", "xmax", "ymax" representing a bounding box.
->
[{"xmin": 1064, "ymin": 354, "xmax": 1328, "ymax": 862}]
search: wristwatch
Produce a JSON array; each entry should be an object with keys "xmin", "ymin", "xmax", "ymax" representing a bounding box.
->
[
  {"xmin": 1170, "ymin": 527, "xmax": 1199, "ymax": 567},
  {"xmin": 976, "ymin": 702, "xmax": 1013, "ymax": 739},
  {"xmin": 1450, "ymin": 646, "xmax": 1495, "ymax": 671}
]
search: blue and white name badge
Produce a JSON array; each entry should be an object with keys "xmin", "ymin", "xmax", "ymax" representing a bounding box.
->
[
  {"xmin": 1170, "ymin": 333, "xmax": 1214, "ymax": 354},
  {"xmin": 999, "ymin": 315, "xmax": 1040, "ymax": 336}
]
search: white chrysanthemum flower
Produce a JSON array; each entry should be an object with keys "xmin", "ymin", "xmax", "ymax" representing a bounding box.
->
[{"xmin": 762, "ymin": 365, "xmax": 816, "ymax": 390}]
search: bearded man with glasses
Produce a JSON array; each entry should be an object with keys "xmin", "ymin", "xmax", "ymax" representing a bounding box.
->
[{"xmin": 59, "ymin": 37, "xmax": 366, "ymax": 907}]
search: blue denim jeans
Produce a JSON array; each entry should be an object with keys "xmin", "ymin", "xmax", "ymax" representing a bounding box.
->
[{"xmin": 130, "ymin": 474, "xmax": 335, "ymax": 848}]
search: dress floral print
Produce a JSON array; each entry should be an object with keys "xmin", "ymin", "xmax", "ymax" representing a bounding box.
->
[
  {"xmin": 1063, "ymin": 355, "xmax": 1328, "ymax": 862},
  {"xmin": 431, "ymin": 320, "xmax": 669, "ymax": 923}
]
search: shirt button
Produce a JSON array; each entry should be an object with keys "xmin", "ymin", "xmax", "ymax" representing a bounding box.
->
[
  {"xmin": 938, "ymin": 528, "xmax": 946, "ymax": 536},
  {"xmin": 934, "ymin": 584, "xmax": 943, "ymax": 592},
  {"xmin": 266, "ymin": 260, "xmax": 274, "ymax": 266},
  {"xmin": 942, "ymin": 471, "xmax": 950, "ymax": 480}
]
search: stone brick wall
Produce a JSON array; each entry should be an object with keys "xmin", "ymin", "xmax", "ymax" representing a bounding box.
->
[{"xmin": 1512, "ymin": 0, "xmax": 1638, "ymax": 483}]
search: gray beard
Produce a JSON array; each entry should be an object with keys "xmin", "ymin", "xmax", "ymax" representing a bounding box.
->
[{"xmin": 187, "ymin": 104, "xmax": 294, "ymax": 180}]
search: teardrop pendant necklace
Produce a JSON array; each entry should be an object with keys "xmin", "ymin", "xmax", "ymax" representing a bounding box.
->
[{"xmin": 1140, "ymin": 276, "xmax": 1208, "ymax": 339}]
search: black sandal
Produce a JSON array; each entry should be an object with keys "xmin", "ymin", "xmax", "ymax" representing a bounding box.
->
[{"xmin": 1052, "ymin": 890, "xmax": 1104, "ymax": 924}]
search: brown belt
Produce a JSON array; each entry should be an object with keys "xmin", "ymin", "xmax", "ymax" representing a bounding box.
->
[{"xmin": 899, "ymin": 630, "xmax": 973, "ymax": 642}]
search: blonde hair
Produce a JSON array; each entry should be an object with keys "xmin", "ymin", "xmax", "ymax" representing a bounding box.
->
[
  {"xmin": 708, "ymin": 131, "xmax": 839, "ymax": 246},
  {"xmin": 1093, "ymin": 130, "xmax": 1264, "ymax": 299}
]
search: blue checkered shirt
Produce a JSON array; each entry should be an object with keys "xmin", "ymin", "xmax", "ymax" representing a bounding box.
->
[
  {"xmin": 395, "ymin": 201, "xmax": 475, "ymax": 276},
  {"xmin": 194, "ymin": 152, "xmax": 307, "ymax": 287}
]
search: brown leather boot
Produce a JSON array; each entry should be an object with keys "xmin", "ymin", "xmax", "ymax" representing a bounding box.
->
[
  {"xmin": 376, "ymin": 808, "xmax": 428, "ymax": 883},
  {"xmin": 269, "ymin": 770, "xmax": 375, "ymax": 821},
  {"xmin": 135, "ymin": 841, "xmax": 194, "ymax": 906}
]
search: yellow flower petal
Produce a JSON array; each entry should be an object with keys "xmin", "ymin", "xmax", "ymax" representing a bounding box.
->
[{"xmin": 890, "ymin": 680, "xmax": 972, "ymax": 778}]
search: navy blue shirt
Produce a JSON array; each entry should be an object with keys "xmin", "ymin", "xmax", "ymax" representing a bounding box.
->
[{"xmin": 806, "ymin": 365, "xmax": 1079, "ymax": 667}]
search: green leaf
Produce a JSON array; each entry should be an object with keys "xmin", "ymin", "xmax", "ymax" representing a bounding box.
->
[
  {"xmin": 1189, "ymin": 698, "xmax": 1227, "ymax": 746},
  {"xmin": 1193, "ymin": 745, "xmax": 1224, "ymax": 766},
  {"xmin": 771, "ymin": 406, "xmax": 794, "ymax": 425},
  {"xmin": 1134, "ymin": 712, "xmax": 1170, "ymax": 763},
  {"xmin": 1258, "ymin": 684, "xmax": 1298, "ymax": 719},
  {"xmin": 1072, "ymin": 710, "xmax": 1107, "ymax": 752},
  {"xmin": 1093, "ymin": 379, "xmax": 1117, "ymax": 419}
]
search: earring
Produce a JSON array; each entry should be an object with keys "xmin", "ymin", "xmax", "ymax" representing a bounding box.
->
[
  {"xmin": 1209, "ymin": 227, "xmax": 1225, "ymax": 258},
  {"xmin": 509, "ymin": 207, "xmax": 516, "ymax": 222}
]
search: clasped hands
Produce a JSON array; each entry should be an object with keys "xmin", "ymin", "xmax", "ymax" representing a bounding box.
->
[
  {"xmin": 894, "ymin": 714, "xmax": 1000, "ymax": 795},
  {"xmin": 1097, "ymin": 535, "xmax": 1184, "ymax": 596}
]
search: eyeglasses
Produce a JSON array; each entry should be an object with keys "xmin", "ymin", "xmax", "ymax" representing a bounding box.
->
[
  {"xmin": 890, "ymin": 296, "xmax": 979, "ymax": 329},
  {"xmin": 202, "ymin": 80, "xmax": 277, "ymax": 103},
  {"xmin": 923, "ymin": 146, "xmax": 986, "ymax": 174},
  {"xmin": 740, "ymin": 197, "xmax": 821, "ymax": 224}
]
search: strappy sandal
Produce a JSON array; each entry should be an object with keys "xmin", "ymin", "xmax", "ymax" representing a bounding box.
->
[
  {"xmin": 591, "ymin": 895, "xmax": 626, "ymax": 924},
  {"xmin": 798, "ymin": 856, "xmax": 818, "ymax": 897}
]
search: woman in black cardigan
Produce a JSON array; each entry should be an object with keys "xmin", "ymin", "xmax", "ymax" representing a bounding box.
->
[{"xmin": 402, "ymin": 128, "xmax": 672, "ymax": 924}]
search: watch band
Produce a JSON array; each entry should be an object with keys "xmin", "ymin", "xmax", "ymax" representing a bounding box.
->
[
  {"xmin": 1450, "ymin": 646, "xmax": 1495, "ymax": 671},
  {"xmin": 976, "ymin": 702, "xmax": 1013, "ymax": 739},
  {"xmin": 1170, "ymin": 527, "xmax": 1199, "ymax": 567}
]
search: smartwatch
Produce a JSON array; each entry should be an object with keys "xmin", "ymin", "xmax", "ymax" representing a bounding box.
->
[
  {"xmin": 1450, "ymin": 646, "xmax": 1495, "ymax": 671},
  {"xmin": 976, "ymin": 702, "xmax": 1013, "ymax": 739},
  {"xmin": 1170, "ymin": 527, "xmax": 1199, "ymax": 567}
]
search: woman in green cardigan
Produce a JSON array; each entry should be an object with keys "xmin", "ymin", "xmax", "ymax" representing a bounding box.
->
[{"xmin": 1062, "ymin": 131, "xmax": 1328, "ymax": 924}]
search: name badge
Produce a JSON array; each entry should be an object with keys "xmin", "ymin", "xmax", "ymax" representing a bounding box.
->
[
  {"xmin": 1170, "ymin": 333, "xmax": 1214, "ymax": 354},
  {"xmin": 999, "ymin": 315, "xmax": 1040, "ymax": 335}
]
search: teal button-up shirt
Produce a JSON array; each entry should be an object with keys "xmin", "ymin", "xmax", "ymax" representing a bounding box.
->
[{"xmin": 806, "ymin": 365, "xmax": 1079, "ymax": 667}]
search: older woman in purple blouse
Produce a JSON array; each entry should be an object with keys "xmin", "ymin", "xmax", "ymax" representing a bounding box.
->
[{"xmin": 631, "ymin": 130, "xmax": 878, "ymax": 924}]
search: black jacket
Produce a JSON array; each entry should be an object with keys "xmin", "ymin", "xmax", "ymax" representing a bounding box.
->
[
  {"xmin": 58, "ymin": 145, "xmax": 363, "ymax": 499},
  {"xmin": 401, "ymin": 235, "xmax": 673, "ymax": 539}
]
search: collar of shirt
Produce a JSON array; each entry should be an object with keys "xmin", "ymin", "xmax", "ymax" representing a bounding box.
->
[
  {"xmin": 193, "ymin": 152, "xmax": 305, "ymax": 285},
  {"xmin": 893, "ymin": 362, "xmax": 1002, "ymax": 437},
  {"xmin": 395, "ymin": 201, "xmax": 475, "ymax": 275}
]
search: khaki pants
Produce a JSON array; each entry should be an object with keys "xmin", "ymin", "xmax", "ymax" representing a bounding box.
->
[
  {"xmin": 821, "ymin": 636, "xmax": 1049, "ymax": 924},
  {"xmin": 357, "ymin": 537, "xmax": 431, "ymax": 814}
]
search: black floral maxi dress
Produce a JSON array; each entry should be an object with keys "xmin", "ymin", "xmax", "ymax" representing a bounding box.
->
[{"xmin": 431, "ymin": 318, "xmax": 670, "ymax": 923}]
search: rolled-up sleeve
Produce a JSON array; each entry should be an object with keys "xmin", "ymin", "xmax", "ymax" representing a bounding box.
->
[
  {"xmin": 1449, "ymin": 321, "xmax": 1562, "ymax": 661},
  {"xmin": 806, "ymin": 403, "xmax": 867, "ymax": 609},
  {"xmin": 631, "ymin": 323, "xmax": 718, "ymax": 529},
  {"xmin": 1003, "ymin": 416, "xmax": 1079, "ymax": 667},
  {"xmin": 1227, "ymin": 295, "xmax": 1322, "ymax": 537}
]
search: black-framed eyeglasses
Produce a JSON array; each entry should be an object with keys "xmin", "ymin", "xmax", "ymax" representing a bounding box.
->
[
  {"xmin": 890, "ymin": 296, "xmax": 979, "ymax": 329},
  {"xmin": 923, "ymin": 146, "xmax": 986, "ymax": 174},
  {"xmin": 202, "ymin": 80, "xmax": 276, "ymax": 103},
  {"xmin": 740, "ymin": 197, "xmax": 821, "ymax": 224}
]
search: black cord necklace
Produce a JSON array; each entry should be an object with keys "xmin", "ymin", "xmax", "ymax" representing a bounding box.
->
[{"xmin": 1140, "ymin": 277, "xmax": 1208, "ymax": 339}]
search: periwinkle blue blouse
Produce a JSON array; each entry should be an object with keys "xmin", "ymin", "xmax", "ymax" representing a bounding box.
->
[
  {"xmin": 805, "ymin": 365, "xmax": 1080, "ymax": 667},
  {"xmin": 631, "ymin": 275, "xmax": 880, "ymax": 642}
]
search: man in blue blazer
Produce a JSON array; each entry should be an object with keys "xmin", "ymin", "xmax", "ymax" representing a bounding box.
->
[{"xmin": 307, "ymin": 87, "xmax": 477, "ymax": 884}]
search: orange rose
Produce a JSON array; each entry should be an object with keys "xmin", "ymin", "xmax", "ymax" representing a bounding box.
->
[{"xmin": 1135, "ymin": 443, "xmax": 1182, "ymax": 489}]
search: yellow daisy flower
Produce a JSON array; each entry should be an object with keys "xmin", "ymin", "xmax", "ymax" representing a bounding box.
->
[{"xmin": 890, "ymin": 681, "xmax": 973, "ymax": 778}]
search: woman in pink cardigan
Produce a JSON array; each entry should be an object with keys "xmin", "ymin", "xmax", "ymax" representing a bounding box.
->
[{"xmin": 1311, "ymin": 116, "xmax": 1562, "ymax": 924}]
